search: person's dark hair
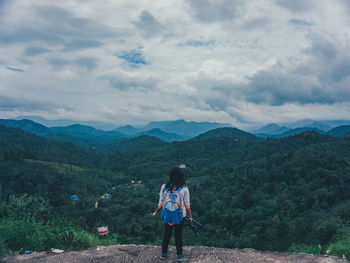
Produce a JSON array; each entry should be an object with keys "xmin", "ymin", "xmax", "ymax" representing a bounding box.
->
[{"xmin": 165, "ymin": 167, "xmax": 186, "ymax": 190}]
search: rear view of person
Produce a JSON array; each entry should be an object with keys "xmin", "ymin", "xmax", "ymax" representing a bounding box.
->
[{"xmin": 153, "ymin": 167, "xmax": 192, "ymax": 261}]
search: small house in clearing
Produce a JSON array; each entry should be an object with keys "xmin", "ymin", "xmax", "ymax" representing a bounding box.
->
[
  {"xmin": 101, "ymin": 193, "xmax": 111, "ymax": 199},
  {"xmin": 70, "ymin": 194, "xmax": 79, "ymax": 201}
]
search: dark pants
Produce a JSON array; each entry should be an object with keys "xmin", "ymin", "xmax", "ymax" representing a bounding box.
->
[{"xmin": 161, "ymin": 220, "xmax": 184, "ymax": 255}]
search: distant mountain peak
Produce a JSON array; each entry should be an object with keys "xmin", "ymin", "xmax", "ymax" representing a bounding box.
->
[
  {"xmin": 136, "ymin": 128, "xmax": 190, "ymax": 142},
  {"xmin": 254, "ymin": 123, "xmax": 282, "ymax": 133},
  {"xmin": 328, "ymin": 125, "xmax": 350, "ymax": 137},
  {"xmin": 0, "ymin": 118, "xmax": 51, "ymax": 135},
  {"xmin": 147, "ymin": 128, "xmax": 163, "ymax": 132},
  {"xmin": 253, "ymin": 123, "xmax": 290, "ymax": 135},
  {"xmin": 193, "ymin": 127, "xmax": 257, "ymax": 141},
  {"xmin": 66, "ymin": 124, "xmax": 97, "ymax": 130},
  {"xmin": 309, "ymin": 121, "xmax": 331, "ymax": 131},
  {"xmin": 51, "ymin": 124, "xmax": 100, "ymax": 133},
  {"xmin": 143, "ymin": 119, "xmax": 232, "ymax": 137},
  {"xmin": 114, "ymin": 125, "xmax": 141, "ymax": 136},
  {"xmin": 272, "ymin": 127, "xmax": 326, "ymax": 138}
]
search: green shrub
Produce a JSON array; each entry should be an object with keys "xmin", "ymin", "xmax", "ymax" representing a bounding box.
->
[
  {"xmin": 6, "ymin": 194, "xmax": 52, "ymax": 220},
  {"xmin": 58, "ymin": 225, "xmax": 96, "ymax": 250},
  {"xmin": 0, "ymin": 216, "xmax": 118, "ymax": 254},
  {"xmin": 327, "ymin": 236, "xmax": 350, "ymax": 260},
  {"xmin": 0, "ymin": 237, "xmax": 7, "ymax": 255},
  {"xmin": 0, "ymin": 194, "xmax": 118, "ymax": 254},
  {"xmin": 288, "ymin": 243, "xmax": 325, "ymax": 255},
  {"xmin": 0, "ymin": 217, "xmax": 54, "ymax": 253}
]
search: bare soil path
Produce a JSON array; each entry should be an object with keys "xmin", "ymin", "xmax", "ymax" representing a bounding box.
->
[{"xmin": 1, "ymin": 245, "xmax": 348, "ymax": 263}]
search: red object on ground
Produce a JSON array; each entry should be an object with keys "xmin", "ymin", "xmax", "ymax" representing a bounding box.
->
[{"xmin": 97, "ymin": 226, "xmax": 109, "ymax": 236}]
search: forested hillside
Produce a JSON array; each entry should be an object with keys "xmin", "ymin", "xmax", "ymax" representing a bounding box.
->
[
  {"xmin": 0, "ymin": 125, "xmax": 101, "ymax": 166},
  {"xmin": 0, "ymin": 124, "xmax": 349, "ymax": 259}
]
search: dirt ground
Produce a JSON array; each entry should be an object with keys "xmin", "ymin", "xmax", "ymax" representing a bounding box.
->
[{"xmin": 1, "ymin": 245, "xmax": 348, "ymax": 263}]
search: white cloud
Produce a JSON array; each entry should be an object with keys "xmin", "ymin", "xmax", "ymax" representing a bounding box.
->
[{"xmin": 1, "ymin": 0, "xmax": 350, "ymax": 128}]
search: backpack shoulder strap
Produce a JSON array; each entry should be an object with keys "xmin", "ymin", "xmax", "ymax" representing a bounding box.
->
[
  {"xmin": 158, "ymin": 185, "xmax": 172, "ymax": 209},
  {"xmin": 158, "ymin": 191, "xmax": 170, "ymax": 209},
  {"xmin": 176, "ymin": 186, "xmax": 183, "ymax": 192}
]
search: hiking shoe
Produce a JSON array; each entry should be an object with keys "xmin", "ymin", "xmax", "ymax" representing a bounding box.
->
[
  {"xmin": 160, "ymin": 253, "xmax": 167, "ymax": 260},
  {"xmin": 177, "ymin": 254, "xmax": 185, "ymax": 261}
]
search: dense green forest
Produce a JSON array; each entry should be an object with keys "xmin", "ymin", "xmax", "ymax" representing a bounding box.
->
[{"xmin": 0, "ymin": 124, "xmax": 349, "ymax": 259}]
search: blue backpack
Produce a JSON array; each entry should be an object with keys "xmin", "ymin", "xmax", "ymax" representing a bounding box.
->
[{"xmin": 160, "ymin": 186, "xmax": 184, "ymax": 225}]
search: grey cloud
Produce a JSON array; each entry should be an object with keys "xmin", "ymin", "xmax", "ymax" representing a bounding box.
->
[
  {"xmin": 240, "ymin": 70, "xmax": 331, "ymax": 105},
  {"xmin": 24, "ymin": 46, "xmax": 50, "ymax": 56},
  {"xmin": 201, "ymin": 96, "xmax": 251, "ymax": 124},
  {"xmin": 0, "ymin": 0, "xmax": 10, "ymax": 16},
  {"xmin": 179, "ymin": 39, "xmax": 216, "ymax": 47},
  {"xmin": 204, "ymin": 97, "xmax": 229, "ymax": 111},
  {"xmin": 187, "ymin": 0, "xmax": 241, "ymax": 23},
  {"xmin": 0, "ymin": 58, "xmax": 8, "ymax": 65},
  {"xmin": 243, "ymin": 17, "xmax": 271, "ymax": 31},
  {"xmin": 0, "ymin": 0, "xmax": 8, "ymax": 9},
  {"xmin": 0, "ymin": 5, "xmax": 118, "ymax": 46},
  {"xmin": 289, "ymin": 19, "xmax": 313, "ymax": 26},
  {"xmin": 70, "ymin": 18, "xmax": 90, "ymax": 30},
  {"xmin": 47, "ymin": 56, "xmax": 99, "ymax": 70},
  {"xmin": 0, "ymin": 26, "xmax": 64, "ymax": 44},
  {"xmin": 102, "ymin": 72, "xmax": 157, "ymax": 91},
  {"xmin": 35, "ymin": 6, "xmax": 116, "ymax": 38},
  {"xmin": 19, "ymin": 58, "xmax": 33, "ymax": 66},
  {"xmin": 132, "ymin": 11, "xmax": 164, "ymax": 38},
  {"xmin": 0, "ymin": 95, "xmax": 64, "ymax": 112},
  {"xmin": 343, "ymin": 0, "xmax": 350, "ymax": 13},
  {"xmin": 36, "ymin": 5, "xmax": 72, "ymax": 22},
  {"xmin": 276, "ymin": 0, "xmax": 313, "ymax": 12},
  {"xmin": 47, "ymin": 57, "xmax": 71, "ymax": 68},
  {"xmin": 19, "ymin": 58, "xmax": 32, "ymax": 65},
  {"xmin": 307, "ymin": 39, "xmax": 337, "ymax": 61},
  {"xmin": 189, "ymin": 35, "xmax": 350, "ymax": 107},
  {"xmin": 62, "ymin": 39, "xmax": 104, "ymax": 52},
  {"xmin": 76, "ymin": 57, "xmax": 99, "ymax": 70},
  {"xmin": 329, "ymin": 58, "xmax": 350, "ymax": 82},
  {"xmin": 109, "ymin": 76, "xmax": 156, "ymax": 91},
  {"xmin": 202, "ymin": 70, "xmax": 332, "ymax": 107},
  {"xmin": 223, "ymin": 38, "xmax": 350, "ymax": 105},
  {"xmin": 233, "ymin": 69, "xmax": 350, "ymax": 106},
  {"xmin": 225, "ymin": 108, "xmax": 256, "ymax": 125},
  {"xmin": 306, "ymin": 38, "xmax": 350, "ymax": 83},
  {"xmin": 0, "ymin": 0, "xmax": 7, "ymax": 7}
]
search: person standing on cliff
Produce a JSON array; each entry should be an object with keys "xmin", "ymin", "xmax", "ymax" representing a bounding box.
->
[{"xmin": 153, "ymin": 166, "xmax": 192, "ymax": 261}]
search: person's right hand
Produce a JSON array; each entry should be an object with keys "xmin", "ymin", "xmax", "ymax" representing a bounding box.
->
[{"xmin": 152, "ymin": 211, "xmax": 158, "ymax": 216}]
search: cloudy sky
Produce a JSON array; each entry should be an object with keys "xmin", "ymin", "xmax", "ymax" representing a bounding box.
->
[{"xmin": 1, "ymin": 0, "xmax": 350, "ymax": 128}]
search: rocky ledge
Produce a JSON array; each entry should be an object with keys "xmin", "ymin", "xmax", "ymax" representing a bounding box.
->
[{"xmin": 1, "ymin": 245, "xmax": 348, "ymax": 263}]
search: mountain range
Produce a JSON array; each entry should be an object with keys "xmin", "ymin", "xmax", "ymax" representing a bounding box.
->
[
  {"xmin": 0, "ymin": 119, "xmax": 231, "ymax": 148},
  {"xmin": 1, "ymin": 118, "xmax": 350, "ymax": 149},
  {"xmin": 253, "ymin": 119, "xmax": 350, "ymax": 138}
]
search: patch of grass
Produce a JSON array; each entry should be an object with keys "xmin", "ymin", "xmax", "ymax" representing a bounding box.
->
[
  {"xmin": 0, "ymin": 217, "xmax": 54, "ymax": 253},
  {"xmin": 327, "ymin": 237, "xmax": 350, "ymax": 260},
  {"xmin": 0, "ymin": 238, "xmax": 7, "ymax": 255},
  {"xmin": 0, "ymin": 216, "xmax": 118, "ymax": 255},
  {"xmin": 288, "ymin": 243, "xmax": 325, "ymax": 255},
  {"xmin": 0, "ymin": 194, "xmax": 118, "ymax": 255},
  {"xmin": 24, "ymin": 159, "xmax": 85, "ymax": 174}
]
